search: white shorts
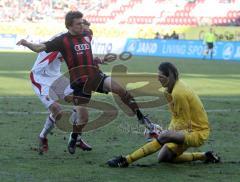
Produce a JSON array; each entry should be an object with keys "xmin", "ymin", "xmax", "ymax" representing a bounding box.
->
[{"xmin": 30, "ymin": 72, "xmax": 73, "ymax": 109}]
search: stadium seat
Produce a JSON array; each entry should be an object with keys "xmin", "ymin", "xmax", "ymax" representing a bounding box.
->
[{"xmin": 1, "ymin": 0, "xmax": 239, "ymax": 26}]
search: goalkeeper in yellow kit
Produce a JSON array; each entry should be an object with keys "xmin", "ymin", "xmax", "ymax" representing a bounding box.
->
[{"xmin": 107, "ymin": 62, "xmax": 220, "ymax": 167}]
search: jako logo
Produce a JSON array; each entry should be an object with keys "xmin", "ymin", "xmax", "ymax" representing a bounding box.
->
[
  {"xmin": 222, "ymin": 43, "xmax": 234, "ymax": 60},
  {"xmin": 127, "ymin": 40, "xmax": 138, "ymax": 52}
]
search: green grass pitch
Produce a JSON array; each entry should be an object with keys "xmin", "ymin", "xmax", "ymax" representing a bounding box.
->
[{"xmin": 0, "ymin": 52, "xmax": 240, "ymax": 181}]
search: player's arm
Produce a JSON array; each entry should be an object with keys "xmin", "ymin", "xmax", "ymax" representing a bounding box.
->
[
  {"xmin": 17, "ymin": 35, "xmax": 63, "ymax": 53},
  {"xmin": 16, "ymin": 39, "xmax": 46, "ymax": 53}
]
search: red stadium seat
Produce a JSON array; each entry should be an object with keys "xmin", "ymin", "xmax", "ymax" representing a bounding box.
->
[
  {"xmin": 3, "ymin": 0, "xmax": 239, "ymax": 26},
  {"xmin": 175, "ymin": 11, "xmax": 180, "ymax": 17}
]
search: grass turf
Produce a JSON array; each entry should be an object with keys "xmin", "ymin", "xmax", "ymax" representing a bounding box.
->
[{"xmin": 0, "ymin": 52, "xmax": 240, "ymax": 181}]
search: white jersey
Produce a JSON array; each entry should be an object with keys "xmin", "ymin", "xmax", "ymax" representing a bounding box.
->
[
  {"xmin": 31, "ymin": 31, "xmax": 67, "ymax": 77},
  {"xmin": 29, "ymin": 32, "xmax": 72, "ymax": 109},
  {"xmin": 30, "ymin": 51, "xmax": 72, "ymax": 108},
  {"xmin": 31, "ymin": 51, "xmax": 63, "ymax": 78}
]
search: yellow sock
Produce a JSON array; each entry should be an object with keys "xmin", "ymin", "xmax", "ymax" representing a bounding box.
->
[
  {"xmin": 126, "ymin": 139, "xmax": 161, "ymax": 164},
  {"xmin": 173, "ymin": 152, "xmax": 206, "ymax": 163}
]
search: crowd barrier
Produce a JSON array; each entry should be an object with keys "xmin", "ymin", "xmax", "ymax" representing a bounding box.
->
[
  {"xmin": 0, "ymin": 34, "xmax": 126, "ymax": 55},
  {"xmin": 124, "ymin": 38, "xmax": 240, "ymax": 61},
  {"xmin": 1, "ymin": 33, "xmax": 240, "ymax": 61}
]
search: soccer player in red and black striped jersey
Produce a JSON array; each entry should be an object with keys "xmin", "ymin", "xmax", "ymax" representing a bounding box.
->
[{"xmin": 17, "ymin": 11, "xmax": 155, "ymax": 154}]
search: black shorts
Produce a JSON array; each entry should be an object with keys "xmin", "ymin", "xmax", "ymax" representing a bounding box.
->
[
  {"xmin": 207, "ymin": 42, "xmax": 214, "ymax": 49},
  {"xmin": 71, "ymin": 71, "xmax": 109, "ymax": 105}
]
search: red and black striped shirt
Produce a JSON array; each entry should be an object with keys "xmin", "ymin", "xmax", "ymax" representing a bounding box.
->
[{"xmin": 44, "ymin": 30, "xmax": 96, "ymax": 85}]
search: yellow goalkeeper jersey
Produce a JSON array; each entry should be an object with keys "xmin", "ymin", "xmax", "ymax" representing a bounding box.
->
[{"xmin": 165, "ymin": 80, "xmax": 210, "ymax": 131}]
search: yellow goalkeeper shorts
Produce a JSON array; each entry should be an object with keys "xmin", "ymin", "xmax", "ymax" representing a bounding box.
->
[{"xmin": 166, "ymin": 129, "xmax": 210, "ymax": 156}]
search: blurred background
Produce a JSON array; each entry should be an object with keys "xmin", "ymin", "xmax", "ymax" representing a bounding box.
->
[
  {"xmin": 1, "ymin": 0, "xmax": 240, "ymax": 59},
  {"xmin": 1, "ymin": 0, "xmax": 240, "ymax": 40}
]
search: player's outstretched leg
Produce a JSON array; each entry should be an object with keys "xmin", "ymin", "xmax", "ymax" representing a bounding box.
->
[
  {"xmin": 107, "ymin": 139, "xmax": 161, "ymax": 167},
  {"xmin": 103, "ymin": 77, "xmax": 154, "ymax": 130}
]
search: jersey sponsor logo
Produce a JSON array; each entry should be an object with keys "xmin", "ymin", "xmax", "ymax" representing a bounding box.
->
[
  {"xmin": 74, "ymin": 43, "xmax": 90, "ymax": 55},
  {"xmin": 137, "ymin": 42, "xmax": 158, "ymax": 54},
  {"xmin": 126, "ymin": 40, "xmax": 139, "ymax": 52}
]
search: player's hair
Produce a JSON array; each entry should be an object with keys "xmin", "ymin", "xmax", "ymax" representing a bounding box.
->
[
  {"xmin": 65, "ymin": 11, "xmax": 83, "ymax": 28},
  {"xmin": 83, "ymin": 19, "xmax": 91, "ymax": 26},
  {"xmin": 158, "ymin": 62, "xmax": 179, "ymax": 80}
]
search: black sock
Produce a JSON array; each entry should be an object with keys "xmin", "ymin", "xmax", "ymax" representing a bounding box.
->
[
  {"xmin": 136, "ymin": 109, "xmax": 143, "ymax": 120},
  {"xmin": 71, "ymin": 132, "xmax": 78, "ymax": 140}
]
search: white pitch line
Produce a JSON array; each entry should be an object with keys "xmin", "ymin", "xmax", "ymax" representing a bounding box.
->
[
  {"xmin": 153, "ymin": 109, "xmax": 240, "ymax": 113},
  {"xmin": 0, "ymin": 96, "xmax": 36, "ymax": 99},
  {"xmin": 0, "ymin": 111, "xmax": 49, "ymax": 115},
  {"xmin": 206, "ymin": 109, "xmax": 240, "ymax": 113},
  {"xmin": 0, "ymin": 96, "xmax": 240, "ymax": 101},
  {"xmin": 0, "ymin": 109, "xmax": 239, "ymax": 115},
  {"xmin": 0, "ymin": 71, "xmax": 239, "ymax": 76},
  {"xmin": 0, "ymin": 71, "xmax": 29, "ymax": 74},
  {"xmin": 201, "ymin": 98, "xmax": 240, "ymax": 101}
]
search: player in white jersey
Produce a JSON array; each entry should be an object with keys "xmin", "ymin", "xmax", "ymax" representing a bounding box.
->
[
  {"xmin": 30, "ymin": 51, "xmax": 66, "ymax": 109},
  {"xmin": 31, "ymin": 49, "xmax": 92, "ymax": 154}
]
